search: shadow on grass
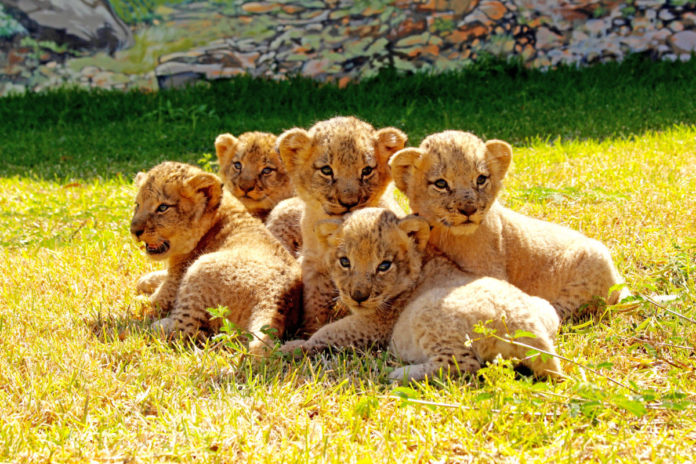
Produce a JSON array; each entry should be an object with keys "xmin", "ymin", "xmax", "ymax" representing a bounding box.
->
[{"xmin": 2, "ymin": 54, "xmax": 696, "ymax": 180}]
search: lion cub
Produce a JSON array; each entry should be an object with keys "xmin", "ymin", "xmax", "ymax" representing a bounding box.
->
[
  {"xmin": 390, "ymin": 130, "xmax": 627, "ymax": 321},
  {"xmin": 214, "ymin": 131, "xmax": 293, "ymax": 221},
  {"xmin": 276, "ymin": 116, "xmax": 407, "ymax": 334},
  {"xmin": 130, "ymin": 162, "xmax": 301, "ymax": 355},
  {"xmin": 281, "ymin": 208, "xmax": 562, "ymax": 383},
  {"xmin": 137, "ymin": 132, "xmax": 297, "ymax": 293}
]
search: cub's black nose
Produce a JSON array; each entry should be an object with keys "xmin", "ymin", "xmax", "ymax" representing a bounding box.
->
[
  {"xmin": 131, "ymin": 226, "xmax": 144, "ymax": 238},
  {"xmin": 351, "ymin": 290, "xmax": 369, "ymax": 304},
  {"xmin": 339, "ymin": 199, "xmax": 359, "ymax": 211},
  {"xmin": 459, "ymin": 205, "xmax": 477, "ymax": 217}
]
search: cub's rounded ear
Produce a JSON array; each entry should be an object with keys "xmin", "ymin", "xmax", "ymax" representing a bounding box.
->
[
  {"xmin": 277, "ymin": 128, "xmax": 312, "ymax": 172},
  {"xmin": 485, "ymin": 140, "xmax": 512, "ymax": 179},
  {"xmin": 214, "ymin": 133, "xmax": 238, "ymax": 165},
  {"xmin": 315, "ymin": 219, "xmax": 343, "ymax": 250},
  {"xmin": 398, "ymin": 215, "xmax": 430, "ymax": 252},
  {"xmin": 134, "ymin": 171, "xmax": 147, "ymax": 188},
  {"xmin": 389, "ymin": 148, "xmax": 423, "ymax": 193},
  {"xmin": 185, "ymin": 172, "xmax": 223, "ymax": 211},
  {"xmin": 375, "ymin": 127, "xmax": 408, "ymax": 164}
]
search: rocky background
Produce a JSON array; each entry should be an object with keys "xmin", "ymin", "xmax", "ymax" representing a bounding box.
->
[{"xmin": 1, "ymin": 0, "xmax": 695, "ymax": 96}]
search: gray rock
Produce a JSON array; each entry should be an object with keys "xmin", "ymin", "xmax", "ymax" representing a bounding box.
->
[{"xmin": 1, "ymin": 0, "xmax": 133, "ymax": 53}]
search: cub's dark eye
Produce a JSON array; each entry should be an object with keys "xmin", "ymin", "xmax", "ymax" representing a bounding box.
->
[
  {"xmin": 339, "ymin": 257, "xmax": 350, "ymax": 268},
  {"xmin": 320, "ymin": 166, "xmax": 333, "ymax": 177},
  {"xmin": 434, "ymin": 179, "xmax": 449, "ymax": 190},
  {"xmin": 261, "ymin": 167, "xmax": 273, "ymax": 175},
  {"xmin": 233, "ymin": 161, "xmax": 242, "ymax": 170},
  {"xmin": 361, "ymin": 166, "xmax": 373, "ymax": 177},
  {"xmin": 476, "ymin": 175, "xmax": 488, "ymax": 186},
  {"xmin": 156, "ymin": 204, "xmax": 171, "ymax": 213},
  {"xmin": 377, "ymin": 260, "xmax": 392, "ymax": 272}
]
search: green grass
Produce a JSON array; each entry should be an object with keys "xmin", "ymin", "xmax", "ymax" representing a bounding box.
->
[
  {"xmin": 1, "ymin": 56, "xmax": 695, "ymax": 462},
  {"xmin": 2, "ymin": 54, "xmax": 696, "ymax": 179}
]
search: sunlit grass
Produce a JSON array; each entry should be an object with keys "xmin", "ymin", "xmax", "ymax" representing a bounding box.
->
[
  {"xmin": 1, "ymin": 58, "xmax": 695, "ymax": 461},
  {"xmin": 1, "ymin": 123, "xmax": 694, "ymax": 462}
]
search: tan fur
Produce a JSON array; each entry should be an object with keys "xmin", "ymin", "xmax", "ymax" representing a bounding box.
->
[
  {"xmin": 276, "ymin": 116, "xmax": 407, "ymax": 335},
  {"xmin": 136, "ymin": 131, "xmax": 296, "ymax": 293},
  {"xmin": 389, "ymin": 260, "xmax": 561, "ymax": 383},
  {"xmin": 265, "ymin": 196, "xmax": 304, "ymax": 258},
  {"xmin": 136, "ymin": 268, "xmax": 167, "ymax": 294},
  {"xmin": 215, "ymin": 131, "xmax": 293, "ymax": 221},
  {"xmin": 281, "ymin": 208, "xmax": 429, "ymax": 353},
  {"xmin": 390, "ymin": 130, "xmax": 627, "ymax": 321},
  {"xmin": 280, "ymin": 208, "xmax": 562, "ymax": 383},
  {"xmin": 130, "ymin": 161, "xmax": 301, "ymax": 356}
]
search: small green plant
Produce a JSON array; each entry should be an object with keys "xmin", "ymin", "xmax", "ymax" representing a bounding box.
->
[
  {"xmin": 0, "ymin": 5, "xmax": 25, "ymax": 38},
  {"xmin": 197, "ymin": 152, "xmax": 218, "ymax": 172},
  {"xmin": 19, "ymin": 36, "xmax": 73, "ymax": 59}
]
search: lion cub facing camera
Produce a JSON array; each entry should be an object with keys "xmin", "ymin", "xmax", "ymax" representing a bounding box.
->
[
  {"xmin": 281, "ymin": 208, "xmax": 562, "ymax": 383},
  {"xmin": 130, "ymin": 162, "xmax": 301, "ymax": 355},
  {"xmin": 214, "ymin": 131, "xmax": 293, "ymax": 221},
  {"xmin": 390, "ymin": 130, "xmax": 627, "ymax": 321},
  {"xmin": 276, "ymin": 116, "xmax": 407, "ymax": 335}
]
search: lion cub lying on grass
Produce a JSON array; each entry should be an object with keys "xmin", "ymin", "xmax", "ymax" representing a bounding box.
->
[
  {"xmin": 390, "ymin": 130, "xmax": 627, "ymax": 321},
  {"xmin": 275, "ymin": 116, "xmax": 407, "ymax": 334},
  {"xmin": 137, "ymin": 131, "xmax": 299, "ymax": 293},
  {"xmin": 130, "ymin": 162, "xmax": 301, "ymax": 355},
  {"xmin": 282, "ymin": 208, "xmax": 562, "ymax": 383}
]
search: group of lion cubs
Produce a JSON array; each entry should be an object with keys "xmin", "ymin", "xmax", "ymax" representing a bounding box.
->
[{"xmin": 130, "ymin": 116, "xmax": 626, "ymax": 383}]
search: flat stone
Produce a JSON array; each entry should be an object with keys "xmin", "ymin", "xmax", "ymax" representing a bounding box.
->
[
  {"xmin": 671, "ymin": 21, "xmax": 684, "ymax": 32},
  {"xmin": 669, "ymin": 30, "xmax": 696, "ymax": 54},
  {"xmin": 659, "ymin": 9, "xmax": 675, "ymax": 21},
  {"xmin": 302, "ymin": 58, "xmax": 330, "ymax": 76},
  {"xmin": 448, "ymin": 23, "xmax": 489, "ymax": 43},
  {"xmin": 584, "ymin": 19, "xmax": 607, "ymax": 36},
  {"xmin": 241, "ymin": 2, "xmax": 278, "ymax": 13},
  {"xmin": 2, "ymin": 0, "xmax": 133, "ymax": 53},
  {"xmin": 282, "ymin": 5, "xmax": 304, "ymax": 14},
  {"xmin": 479, "ymin": 0, "xmax": 507, "ymax": 21},
  {"xmin": 395, "ymin": 32, "xmax": 431, "ymax": 48},
  {"xmin": 536, "ymin": 26, "xmax": 563, "ymax": 49}
]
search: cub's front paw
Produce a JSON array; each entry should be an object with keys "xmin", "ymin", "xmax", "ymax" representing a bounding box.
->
[
  {"xmin": 280, "ymin": 339, "xmax": 307, "ymax": 357},
  {"xmin": 249, "ymin": 339, "xmax": 274, "ymax": 358},
  {"xmin": 151, "ymin": 317, "xmax": 176, "ymax": 338},
  {"xmin": 137, "ymin": 269, "xmax": 167, "ymax": 295},
  {"xmin": 389, "ymin": 364, "xmax": 430, "ymax": 383}
]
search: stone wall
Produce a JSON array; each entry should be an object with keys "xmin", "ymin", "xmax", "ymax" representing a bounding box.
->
[{"xmin": 1, "ymin": 0, "xmax": 695, "ymax": 96}]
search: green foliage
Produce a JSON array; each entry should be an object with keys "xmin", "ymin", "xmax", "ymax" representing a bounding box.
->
[
  {"xmin": 0, "ymin": 4, "xmax": 25, "ymax": 38},
  {"xmin": 19, "ymin": 36, "xmax": 73, "ymax": 58},
  {"xmin": 110, "ymin": 0, "xmax": 190, "ymax": 24},
  {"xmin": 2, "ymin": 54, "xmax": 696, "ymax": 180}
]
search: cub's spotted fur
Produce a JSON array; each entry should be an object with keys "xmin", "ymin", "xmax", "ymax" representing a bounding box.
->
[
  {"xmin": 215, "ymin": 131, "xmax": 293, "ymax": 221},
  {"xmin": 130, "ymin": 162, "xmax": 301, "ymax": 355},
  {"xmin": 390, "ymin": 130, "xmax": 627, "ymax": 321},
  {"xmin": 281, "ymin": 208, "xmax": 562, "ymax": 383},
  {"xmin": 137, "ymin": 132, "xmax": 298, "ymax": 292},
  {"xmin": 276, "ymin": 116, "xmax": 407, "ymax": 334}
]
